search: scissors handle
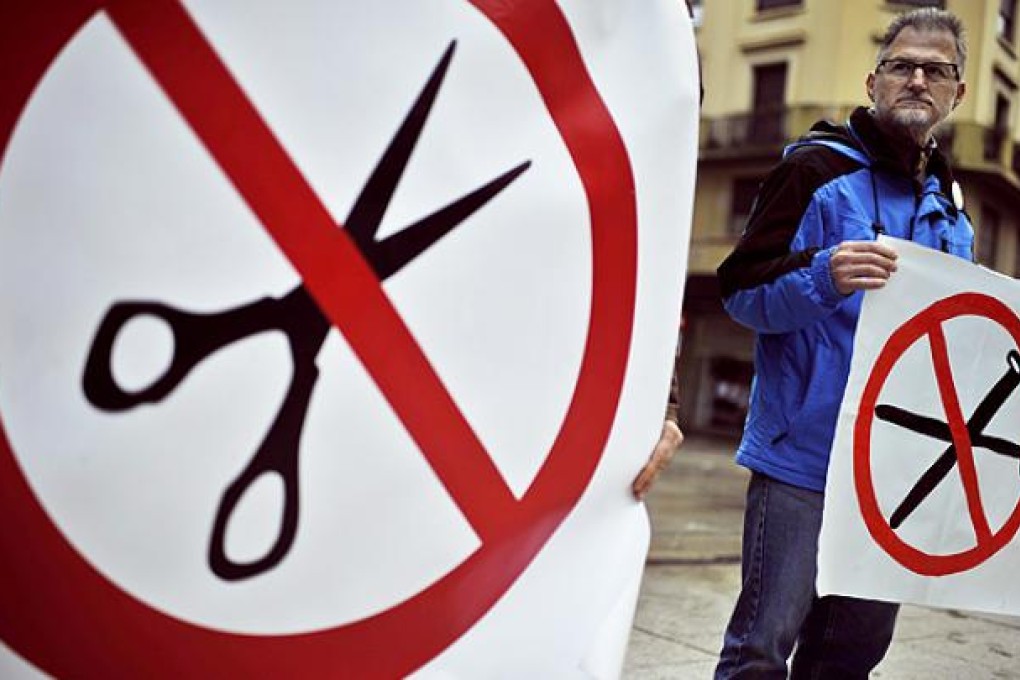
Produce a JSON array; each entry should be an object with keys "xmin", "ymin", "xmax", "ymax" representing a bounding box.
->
[
  {"xmin": 82, "ymin": 298, "xmax": 278, "ymax": 411},
  {"xmin": 207, "ymin": 346, "xmax": 320, "ymax": 581},
  {"xmin": 84, "ymin": 288, "xmax": 330, "ymax": 580}
]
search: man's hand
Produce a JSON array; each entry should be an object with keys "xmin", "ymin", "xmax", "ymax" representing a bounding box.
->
[
  {"xmin": 830, "ymin": 240, "xmax": 898, "ymax": 295},
  {"xmin": 632, "ymin": 420, "xmax": 684, "ymax": 500}
]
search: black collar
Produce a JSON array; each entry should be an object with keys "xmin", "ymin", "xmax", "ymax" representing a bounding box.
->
[{"xmin": 846, "ymin": 106, "xmax": 955, "ymax": 196}]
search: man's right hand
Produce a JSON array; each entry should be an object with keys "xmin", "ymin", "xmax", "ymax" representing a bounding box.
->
[{"xmin": 829, "ymin": 240, "xmax": 899, "ymax": 295}]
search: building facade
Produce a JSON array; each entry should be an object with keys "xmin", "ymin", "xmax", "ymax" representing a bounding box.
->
[{"xmin": 680, "ymin": 0, "xmax": 1020, "ymax": 435}]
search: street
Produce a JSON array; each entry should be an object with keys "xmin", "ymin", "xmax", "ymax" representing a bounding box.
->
[{"xmin": 623, "ymin": 436, "xmax": 1020, "ymax": 679}]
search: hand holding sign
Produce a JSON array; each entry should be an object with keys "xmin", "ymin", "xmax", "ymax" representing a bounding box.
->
[
  {"xmin": 829, "ymin": 240, "xmax": 899, "ymax": 295},
  {"xmin": 631, "ymin": 420, "xmax": 684, "ymax": 500}
]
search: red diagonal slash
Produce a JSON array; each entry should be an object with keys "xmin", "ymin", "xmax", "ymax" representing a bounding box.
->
[
  {"xmin": 928, "ymin": 323, "xmax": 994, "ymax": 544},
  {"xmin": 105, "ymin": 0, "xmax": 519, "ymax": 540}
]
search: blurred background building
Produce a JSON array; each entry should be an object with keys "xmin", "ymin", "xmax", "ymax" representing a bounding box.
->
[{"xmin": 678, "ymin": 0, "xmax": 1020, "ymax": 436}]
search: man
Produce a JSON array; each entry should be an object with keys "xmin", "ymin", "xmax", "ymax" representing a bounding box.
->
[{"xmin": 714, "ymin": 8, "xmax": 973, "ymax": 678}]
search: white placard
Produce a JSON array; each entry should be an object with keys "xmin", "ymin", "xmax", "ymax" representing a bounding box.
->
[
  {"xmin": 0, "ymin": 1, "xmax": 698, "ymax": 676},
  {"xmin": 820, "ymin": 237, "xmax": 1020, "ymax": 617}
]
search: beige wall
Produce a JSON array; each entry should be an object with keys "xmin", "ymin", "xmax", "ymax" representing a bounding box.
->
[
  {"xmin": 691, "ymin": 0, "xmax": 1020, "ymax": 278},
  {"xmin": 681, "ymin": 0, "xmax": 1020, "ymax": 435},
  {"xmin": 697, "ymin": 1, "xmax": 1015, "ymax": 131}
]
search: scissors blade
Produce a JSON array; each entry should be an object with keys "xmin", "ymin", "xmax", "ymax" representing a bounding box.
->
[
  {"xmin": 371, "ymin": 159, "xmax": 531, "ymax": 280},
  {"xmin": 876, "ymin": 404, "xmax": 953, "ymax": 442},
  {"xmin": 890, "ymin": 446, "xmax": 957, "ymax": 529},
  {"xmin": 971, "ymin": 433, "xmax": 1020, "ymax": 459},
  {"xmin": 876, "ymin": 405, "xmax": 1020, "ymax": 458},
  {"xmin": 345, "ymin": 40, "xmax": 457, "ymax": 256}
]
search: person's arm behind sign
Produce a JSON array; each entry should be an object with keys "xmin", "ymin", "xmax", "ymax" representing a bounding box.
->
[
  {"xmin": 632, "ymin": 368, "xmax": 684, "ymax": 500},
  {"xmin": 632, "ymin": 0, "xmax": 699, "ymax": 501}
]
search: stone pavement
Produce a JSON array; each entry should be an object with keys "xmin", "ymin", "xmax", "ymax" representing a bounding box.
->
[{"xmin": 622, "ymin": 436, "xmax": 1020, "ymax": 679}]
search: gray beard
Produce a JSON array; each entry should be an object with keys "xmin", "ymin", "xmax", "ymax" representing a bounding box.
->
[
  {"xmin": 881, "ymin": 108, "xmax": 937, "ymax": 143},
  {"xmin": 891, "ymin": 108, "xmax": 933, "ymax": 127}
]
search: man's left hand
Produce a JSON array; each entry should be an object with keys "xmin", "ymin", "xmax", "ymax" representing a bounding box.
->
[{"xmin": 632, "ymin": 420, "xmax": 684, "ymax": 500}]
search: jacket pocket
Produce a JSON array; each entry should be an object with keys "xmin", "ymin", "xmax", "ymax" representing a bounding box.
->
[{"xmin": 781, "ymin": 329, "xmax": 851, "ymax": 452}]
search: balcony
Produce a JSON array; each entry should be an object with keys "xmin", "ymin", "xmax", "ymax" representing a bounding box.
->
[
  {"xmin": 935, "ymin": 122, "xmax": 1013, "ymax": 168},
  {"xmin": 933, "ymin": 121, "xmax": 1020, "ymax": 191},
  {"xmin": 700, "ymin": 105, "xmax": 856, "ymax": 158},
  {"xmin": 702, "ymin": 111, "xmax": 783, "ymax": 152},
  {"xmin": 702, "ymin": 111, "xmax": 1020, "ymax": 188}
]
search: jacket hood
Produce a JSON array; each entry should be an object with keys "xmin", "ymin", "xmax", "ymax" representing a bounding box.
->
[{"xmin": 789, "ymin": 106, "xmax": 958, "ymax": 199}]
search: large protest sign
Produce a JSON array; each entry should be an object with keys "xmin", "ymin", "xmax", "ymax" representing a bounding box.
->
[
  {"xmin": 819, "ymin": 237, "xmax": 1020, "ymax": 616},
  {"xmin": 0, "ymin": 0, "xmax": 698, "ymax": 677}
]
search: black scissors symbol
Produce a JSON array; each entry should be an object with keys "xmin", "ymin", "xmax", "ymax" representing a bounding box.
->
[
  {"xmin": 82, "ymin": 41, "xmax": 530, "ymax": 581},
  {"xmin": 876, "ymin": 349, "xmax": 1020, "ymax": 529}
]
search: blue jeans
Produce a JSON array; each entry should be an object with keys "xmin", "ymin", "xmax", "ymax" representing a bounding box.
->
[{"xmin": 715, "ymin": 472, "xmax": 899, "ymax": 679}]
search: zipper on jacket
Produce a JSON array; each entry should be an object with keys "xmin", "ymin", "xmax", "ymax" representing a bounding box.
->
[
  {"xmin": 910, "ymin": 192, "xmax": 919, "ymax": 241},
  {"xmin": 869, "ymin": 170, "xmax": 885, "ymax": 237}
]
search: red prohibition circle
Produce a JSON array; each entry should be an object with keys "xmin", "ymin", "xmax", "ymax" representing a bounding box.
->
[
  {"xmin": 0, "ymin": 0, "xmax": 640, "ymax": 676},
  {"xmin": 854, "ymin": 292, "xmax": 1020, "ymax": 577}
]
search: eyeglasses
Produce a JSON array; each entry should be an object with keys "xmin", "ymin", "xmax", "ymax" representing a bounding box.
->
[{"xmin": 876, "ymin": 59, "xmax": 960, "ymax": 84}]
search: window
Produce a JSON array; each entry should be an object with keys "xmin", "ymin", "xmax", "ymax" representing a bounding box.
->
[
  {"xmin": 985, "ymin": 94, "xmax": 1011, "ymax": 161},
  {"xmin": 978, "ymin": 205, "xmax": 1001, "ymax": 268},
  {"xmin": 730, "ymin": 177, "xmax": 763, "ymax": 235},
  {"xmin": 757, "ymin": 0, "xmax": 801, "ymax": 10},
  {"xmin": 751, "ymin": 62, "xmax": 787, "ymax": 143},
  {"xmin": 1000, "ymin": 0, "xmax": 1017, "ymax": 44}
]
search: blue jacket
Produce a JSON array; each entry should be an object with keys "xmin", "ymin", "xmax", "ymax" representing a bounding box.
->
[{"xmin": 717, "ymin": 107, "xmax": 974, "ymax": 491}]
